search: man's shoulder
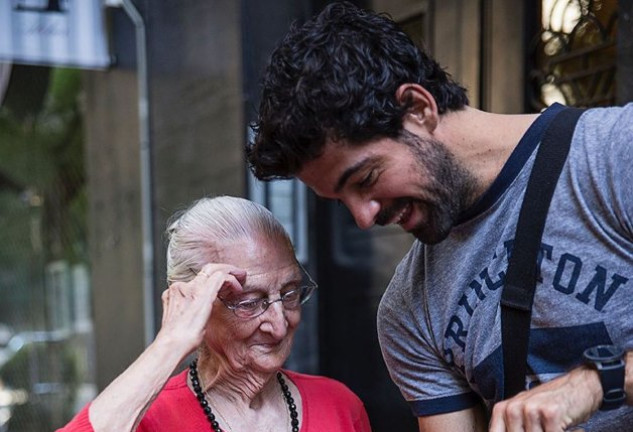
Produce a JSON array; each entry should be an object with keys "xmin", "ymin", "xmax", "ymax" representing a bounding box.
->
[
  {"xmin": 393, "ymin": 240, "xmax": 425, "ymax": 279},
  {"xmin": 378, "ymin": 240, "xmax": 427, "ymax": 330},
  {"xmin": 381, "ymin": 241, "xmax": 424, "ymax": 301},
  {"xmin": 578, "ymin": 103, "xmax": 633, "ymax": 132}
]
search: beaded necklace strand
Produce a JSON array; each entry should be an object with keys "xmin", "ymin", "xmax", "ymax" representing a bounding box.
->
[{"xmin": 189, "ymin": 360, "xmax": 299, "ymax": 432}]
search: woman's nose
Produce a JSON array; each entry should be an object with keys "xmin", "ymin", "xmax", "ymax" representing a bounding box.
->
[{"xmin": 260, "ymin": 300, "xmax": 288, "ymax": 337}]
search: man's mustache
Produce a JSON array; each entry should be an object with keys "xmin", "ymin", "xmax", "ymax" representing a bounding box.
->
[{"xmin": 375, "ymin": 198, "xmax": 411, "ymax": 226}]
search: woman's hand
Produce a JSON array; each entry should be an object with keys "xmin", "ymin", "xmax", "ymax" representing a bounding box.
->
[
  {"xmin": 157, "ymin": 264, "xmax": 246, "ymax": 353},
  {"xmin": 79, "ymin": 264, "xmax": 247, "ymax": 432}
]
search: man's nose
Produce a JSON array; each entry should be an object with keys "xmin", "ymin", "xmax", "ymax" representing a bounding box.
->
[{"xmin": 347, "ymin": 198, "xmax": 380, "ymax": 230}]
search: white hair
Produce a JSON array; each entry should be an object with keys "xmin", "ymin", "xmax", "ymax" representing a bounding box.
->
[{"xmin": 165, "ymin": 196, "xmax": 293, "ymax": 283}]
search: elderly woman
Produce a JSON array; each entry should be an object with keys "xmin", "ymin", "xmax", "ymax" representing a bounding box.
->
[{"xmin": 59, "ymin": 196, "xmax": 371, "ymax": 432}]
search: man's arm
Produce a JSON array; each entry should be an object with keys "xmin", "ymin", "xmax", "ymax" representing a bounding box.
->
[
  {"xmin": 418, "ymin": 405, "xmax": 488, "ymax": 432},
  {"xmin": 489, "ymin": 351, "xmax": 633, "ymax": 431}
]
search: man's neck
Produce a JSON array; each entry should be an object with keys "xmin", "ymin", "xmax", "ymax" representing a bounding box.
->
[{"xmin": 438, "ymin": 106, "xmax": 541, "ymax": 197}]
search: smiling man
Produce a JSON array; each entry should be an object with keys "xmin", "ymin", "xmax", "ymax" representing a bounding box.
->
[
  {"xmin": 247, "ymin": 2, "xmax": 633, "ymax": 431},
  {"xmin": 296, "ymin": 125, "xmax": 480, "ymax": 244}
]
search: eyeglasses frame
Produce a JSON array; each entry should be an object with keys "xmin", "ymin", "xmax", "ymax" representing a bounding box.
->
[{"xmin": 188, "ymin": 263, "xmax": 318, "ymax": 320}]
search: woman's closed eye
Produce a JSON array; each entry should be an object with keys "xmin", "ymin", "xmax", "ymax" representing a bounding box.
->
[
  {"xmin": 232, "ymin": 297, "xmax": 266, "ymax": 310},
  {"xmin": 281, "ymin": 287, "xmax": 301, "ymax": 302}
]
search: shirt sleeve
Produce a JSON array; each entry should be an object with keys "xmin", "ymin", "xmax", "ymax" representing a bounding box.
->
[
  {"xmin": 354, "ymin": 401, "xmax": 372, "ymax": 432},
  {"xmin": 54, "ymin": 404, "xmax": 95, "ymax": 432},
  {"xmin": 571, "ymin": 104, "xmax": 633, "ymax": 238},
  {"xmin": 605, "ymin": 104, "xmax": 633, "ymax": 235},
  {"xmin": 377, "ymin": 243, "xmax": 480, "ymax": 417}
]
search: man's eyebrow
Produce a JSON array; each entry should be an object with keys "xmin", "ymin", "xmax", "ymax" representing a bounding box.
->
[{"xmin": 334, "ymin": 156, "xmax": 380, "ymax": 193}]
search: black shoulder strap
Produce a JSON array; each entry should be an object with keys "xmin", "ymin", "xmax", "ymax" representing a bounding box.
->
[{"xmin": 501, "ymin": 107, "xmax": 585, "ymax": 399}]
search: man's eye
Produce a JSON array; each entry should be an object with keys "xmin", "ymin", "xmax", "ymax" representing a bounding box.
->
[{"xmin": 358, "ymin": 170, "xmax": 375, "ymax": 188}]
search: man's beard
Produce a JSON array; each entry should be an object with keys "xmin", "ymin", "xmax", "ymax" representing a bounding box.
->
[{"xmin": 377, "ymin": 130, "xmax": 479, "ymax": 244}]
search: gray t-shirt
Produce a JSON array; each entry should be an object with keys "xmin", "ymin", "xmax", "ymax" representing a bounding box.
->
[{"xmin": 377, "ymin": 103, "xmax": 633, "ymax": 430}]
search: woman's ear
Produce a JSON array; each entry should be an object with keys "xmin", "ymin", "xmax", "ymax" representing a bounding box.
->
[{"xmin": 395, "ymin": 83, "xmax": 439, "ymax": 132}]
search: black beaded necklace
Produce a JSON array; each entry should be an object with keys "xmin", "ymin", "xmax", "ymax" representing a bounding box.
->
[{"xmin": 189, "ymin": 360, "xmax": 300, "ymax": 432}]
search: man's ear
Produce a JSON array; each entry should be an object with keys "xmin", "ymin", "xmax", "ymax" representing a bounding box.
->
[{"xmin": 395, "ymin": 83, "xmax": 439, "ymax": 132}]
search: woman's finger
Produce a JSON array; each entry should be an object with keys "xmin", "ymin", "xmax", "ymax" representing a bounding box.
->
[
  {"xmin": 197, "ymin": 264, "xmax": 246, "ymax": 296},
  {"xmin": 228, "ymin": 268, "xmax": 247, "ymax": 284}
]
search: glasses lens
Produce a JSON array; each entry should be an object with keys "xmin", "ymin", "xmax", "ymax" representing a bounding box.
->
[
  {"xmin": 280, "ymin": 284, "xmax": 314, "ymax": 309},
  {"xmin": 230, "ymin": 298, "xmax": 266, "ymax": 319},
  {"xmin": 224, "ymin": 264, "xmax": 318, "ymax": 319},
  {"xmin": 298, "ymin": 264, "xmax": 317, "ymax": 305},
  {"xmin": 280, "ymin": 288, "xmax": 302, "ymax": 307},
  {"xmin": 299, "ymin": 284, "xmax": 316, "ymax": 305}
]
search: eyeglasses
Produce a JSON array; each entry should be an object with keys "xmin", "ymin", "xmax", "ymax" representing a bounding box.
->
[
  {"xmin": 219, "ymin": 283, "xmax": 317, "ymax": 319},
  {"xmin": 191, "ymin": 264, "xmax": 318, "ymax": 319}
]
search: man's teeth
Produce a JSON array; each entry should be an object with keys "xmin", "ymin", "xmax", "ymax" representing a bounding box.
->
[{"xmin": 395, "ymin": 205, "xmax": 408, "ymax": 224}]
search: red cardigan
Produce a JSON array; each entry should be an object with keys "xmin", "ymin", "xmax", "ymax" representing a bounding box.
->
[{"xmin": 58, "ymin": 369, "xmax": 372, "ymax": 431}]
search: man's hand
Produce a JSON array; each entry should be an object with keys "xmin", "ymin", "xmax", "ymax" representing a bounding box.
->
[{"xmin": 489, "ymin": 367, "xmax": 602, "ymax": 432}]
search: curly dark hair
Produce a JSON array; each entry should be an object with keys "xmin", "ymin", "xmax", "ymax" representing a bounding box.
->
[{"xmin": 247, "ymin": 1, "xmax": 469, "ymax": 180}]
